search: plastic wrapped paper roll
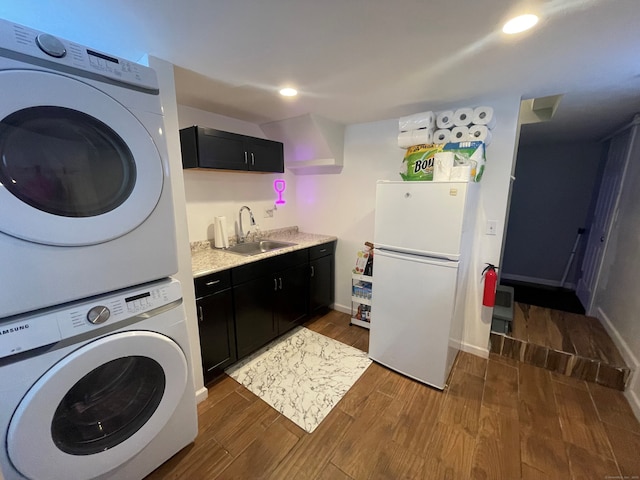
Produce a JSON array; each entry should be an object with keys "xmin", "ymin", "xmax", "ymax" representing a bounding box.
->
[
  {"xmin": 433, "ymin": 129, "xmax": 451, "ymax": 144},
  {"xmin": 214, "ymin": 216, "xmax": 229, "ymax": 248},
  {"xmin": 399, "ymin": 111, "xmax": 435, "ymax": 131},
  {"xmin": 411, "ymin": 128, "xmax": 433, "ymax": 145},
  {"xmin": 469, "ymin": 125, "xmax": 493, "ymax": 145},
  {"xmin": 451, "ymin": 126, "xmax": 470, "ymax": 142},
  {"xmin": 472, "ymin": 106, "xmax": 496, "ymax": 128},
  {"xmin": 436, "ymin": 110, "xmax": 454, "ymax": 129},
  {"xmin": 433, "ymin": 152, "xmax": 454, "ymax": 182},
  {"xmin": 397, "ymin": 131, "xmax": 414, "ymax": 149},
  {"xmin": 453, "ymin": 107, "xmax": 474, "ymax": 126}
]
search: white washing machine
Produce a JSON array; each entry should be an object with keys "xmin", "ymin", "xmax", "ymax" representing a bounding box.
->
[
  {"xmin": 0, "ymin": 278, "xmax": 197, "ymax": 480},
  {"xmin": 0, "ymin": 19, "xmax": 178, "ymax": 318}
]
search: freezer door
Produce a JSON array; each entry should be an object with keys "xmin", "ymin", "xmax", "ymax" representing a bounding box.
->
[
  {"xmin": 369, "ymin": 248, "xmax": 460, "ymax": 389},
  {"xmin": 374, "ymin": 181, "xmax": 470, "ymax": 260}
]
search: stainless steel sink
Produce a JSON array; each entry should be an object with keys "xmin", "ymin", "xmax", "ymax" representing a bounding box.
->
[{"xmin": 226, "ymin": 240, "xmax": 297, "ymax": 256}]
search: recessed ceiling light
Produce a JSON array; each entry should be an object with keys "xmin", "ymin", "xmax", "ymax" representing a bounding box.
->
[
  {"xmin": 279, "ymin": 87, "xmax": 298, "ymax": 97},
  {"xmin": 503, "ymin": 14, "xmax": 539, "ymax": 34}
]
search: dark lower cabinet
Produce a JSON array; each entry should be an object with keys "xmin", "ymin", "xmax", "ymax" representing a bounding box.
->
[
  {"xmin": 234, "ymin": 275, "xmax": 277, "ymax": 359},
  {"xmin": 275, "ymin": 262, "xmax": 310, "ymax": 335},
  {"xmin": 195, "ymin": 271, "xmax": 236, "ymax": 385},
  {"xmin": 309, "ymin": 241, "xmax": 336, "ymax": 315}
]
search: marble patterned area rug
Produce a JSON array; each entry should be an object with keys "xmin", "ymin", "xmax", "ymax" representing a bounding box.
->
[{"xmin": 225, "ymin": 326, "xmax": 372, "ymax": 433}]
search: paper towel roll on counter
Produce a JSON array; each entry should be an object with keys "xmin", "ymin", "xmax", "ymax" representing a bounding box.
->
[
  {"xmin": 451, "ymin": 126, "xmax": 470, "ymax": 142},
  {"xmin": 433, "ymin": 129, "xmax": 451, "ymax": 144},
  {"xmin": 453, "ymin": 108, "xmax": 474, "ymax": 126},
  {"xmin": 436, "ymin": 110, "xmax": 454, "ymax": 129},
  {"xmin": 399, "ymin": 111, "xmax": 435, "ymax": 131},
  {"xmin": 469, "ymin": 125, "xmax": 492, "ymax": 145},
  {"xmin": 214, "ymin": 216, "xmax": 229, "ymax": 249},
  {"xmin": 472, "ymin": 106, "xmax": 496, "ymax": 129}
]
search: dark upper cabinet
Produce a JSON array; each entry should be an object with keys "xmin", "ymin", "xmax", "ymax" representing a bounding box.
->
[{"xmin": 180, "ymin": 126, "xmax": 284, "ymax": 173}]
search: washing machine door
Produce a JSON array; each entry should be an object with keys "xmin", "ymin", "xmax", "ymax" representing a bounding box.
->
[
  {"xmin": 7, "ymin": 331, "xmax": 188, "ymax": 480},
  {"xmin": 0, "ymin": 69, "xmax": 164, "ymax": 246}
]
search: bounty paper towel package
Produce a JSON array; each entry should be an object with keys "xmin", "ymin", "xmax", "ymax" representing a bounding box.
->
[{"xmin": 400, "ymin": 141, "xmax": 486, "ymax": 182}]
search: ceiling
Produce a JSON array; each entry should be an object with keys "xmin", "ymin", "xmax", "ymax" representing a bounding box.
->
[{"xmin": 2, "ymin": 0, "xmax": 639, "ymax": 145}]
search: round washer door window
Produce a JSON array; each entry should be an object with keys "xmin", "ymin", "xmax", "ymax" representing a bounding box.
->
[
  {"xmin": 0, "ymin": 70, "xmax": 164, "ymax": 246},
  {"xmin": 7, "ymin": 331, "xmax": 188, "ymax": 480}
]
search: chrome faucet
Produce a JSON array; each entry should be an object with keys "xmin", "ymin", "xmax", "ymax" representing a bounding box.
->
[{"xmin": 238, "ymin": 206, "xmax": 256, "ymax": 243}]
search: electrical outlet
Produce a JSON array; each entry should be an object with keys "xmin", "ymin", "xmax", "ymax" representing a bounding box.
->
[
  {"xmin": 486, "ymin": 220, "xmax": 497, "ymax": 236},
  {"xmin": 264, "ymin": 207, "xmax": 274, "ymax": 218}
]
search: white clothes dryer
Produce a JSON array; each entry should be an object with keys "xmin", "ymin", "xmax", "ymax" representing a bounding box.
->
[
  {"xmin": 0, "ymin": 278, "xmax": 197, "ymax": 480},
  {"xmin": 0, "ymin": 19, "xmax": 178, "ymax": 318}
]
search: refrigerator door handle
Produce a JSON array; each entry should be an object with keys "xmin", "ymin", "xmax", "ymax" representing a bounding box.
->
[{"xmin": 374, "ymin": 248, "xmax": 459, "ymax": 268}]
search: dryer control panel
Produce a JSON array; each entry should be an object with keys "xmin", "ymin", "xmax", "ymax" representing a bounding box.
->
[
  {"xmin": 0, "ymin": 278, "xmax": 182, "ymax": 359},
  {"xmin": 0, "ymin": 18, "xmax": 158, "ymax": 91}
]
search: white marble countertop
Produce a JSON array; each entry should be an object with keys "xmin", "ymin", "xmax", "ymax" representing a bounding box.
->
[{"xmin": 191, "ymin": 227, "xmax": 337, "ymax": 278}]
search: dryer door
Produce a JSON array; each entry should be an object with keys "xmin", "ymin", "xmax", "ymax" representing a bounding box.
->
[
  {"xmin": 7, "ymin": 331, "xmax": 188, "ymax": 480},
  {"xmin": 0, "ymin": 70, "xmax": 164, "ymax": 246}
]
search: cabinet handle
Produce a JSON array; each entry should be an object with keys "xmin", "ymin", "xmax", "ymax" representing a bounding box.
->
[
  {"xmin": 198, "ymin": 305, "xmax": 204, "ymax": 322},
  {"xmin": 311, "ymin": 265, "xmax": 315, "ymax": 277},
  {"xmin": 244, "ymin": 151, "xmax": 248, "ymax": 164},
  {"xmin": 319, "ymin": 248, "xmax": 327, "ymax": 253},
  {"xmin": 279, "ymin": 277, "xmax": 283, "ymax": 290},
  {"xmin": 274, "ymin": 278, "xmax": 278, "ymax": 291},
  {"xmin": 205, "ymin": 279, "xmax": 220, "ymax": 286},
  {"xmin": 251, "ymin": 152, "xmax": 255, "ymax": 166}
]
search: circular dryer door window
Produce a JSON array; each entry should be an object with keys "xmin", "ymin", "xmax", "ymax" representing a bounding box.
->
[
  {"xmin": 7, "ymin": 331, "xmax": 188, "ymax": 480},
  {"xmin": 0, "ymin": 70, "xmax": 164, "ymax": 246}
]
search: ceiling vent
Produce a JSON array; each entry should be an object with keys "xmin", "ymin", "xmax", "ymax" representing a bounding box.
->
[{"xmin": 260, "ymin": 114, "xmax": 344, "ymax": 175}]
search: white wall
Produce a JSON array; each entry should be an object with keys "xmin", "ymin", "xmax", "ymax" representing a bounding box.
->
[
  {"xmin": 295, "ymin": 96, "xmax": 522, "ymax": 356},
  {"xmin": 593, "ymin": 124, "xmax": 640, "ymax": 417},
  {"xmin": 502, "ymin": 141, "xmax": 604, "ymax": 287},
  {"xmin": 178, "ymin": 105, "xmax": 298, "ymax": 243}
]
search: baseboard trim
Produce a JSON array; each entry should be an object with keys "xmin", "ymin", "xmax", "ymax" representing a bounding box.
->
[
  {"xmin": 595, "ymin": 307, "xmax": 640, "ymax": 420},
  {"xmin": 195, "ymin": 386, "xmax": 208, "ymax": 404},
  {"xmin": 333, "ymin": 303, "xmax": 350, "ymax": 315},
  {"xmin": 460, "ymin": 342, "xmax": 489, "ymax": 359},
  {"xmin": 500, "ymin": 273, "xmax": 576, "ymax": 290}
]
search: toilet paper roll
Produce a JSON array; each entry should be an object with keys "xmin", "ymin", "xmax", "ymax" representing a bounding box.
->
[
  {"xmin": 411, "ymin": 128, "xmax": 433, "ymax": 145},
  {"xmin": 450, "ymin": 164, "xmax": 472, "ymax": 182},
  {"xmin": 453, "ymin": 107, "xmax": 474, "ymax": 127},
  {"xmin": 436, "ymin": 110, "xmax": 454, "ymax": 129},
  {"xmin": 472, "ymin": 106, "xmax": 496, "ymax": 129},
  {"xmin": 399, "ymin": 111, "xmax": 435, "ymax": 131},
  {"xmin": 433, "ymin": 152, "xmax": 454, "ymax": 182},
  {"xmin": 433, "ymin": 129, "xmax": 451, "ymax": 144},
  {"xmin": 469, "ymin": 125, "xmax": 493, "ymax": 145},
  {"xmin": 451, "ymin": 126, "xmax": 470, "ymax": 142},
  {"xmin": 397, "ymin": 131, "xmax": 414, "ymax": 149}
]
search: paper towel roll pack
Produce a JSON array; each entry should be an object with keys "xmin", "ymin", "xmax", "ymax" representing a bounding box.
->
[
  {"xmin": 400, "ymin": 141, "xmax": 486, "ymax": 182},
  {"xmin": 398, "ymin": 106, "xmax": 495, "ymax": 149}
]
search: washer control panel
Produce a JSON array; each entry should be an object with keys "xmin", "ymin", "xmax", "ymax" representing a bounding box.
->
[
  {"xmin": 0, "ymin": 278, "xmax": 181, "ymax": 359},
  {"xmin": 0, "ymin": 18, "xmax": 157, "ymax": 91}
]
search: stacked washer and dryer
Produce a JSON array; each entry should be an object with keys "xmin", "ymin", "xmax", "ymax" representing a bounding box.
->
[{"xmin": 0, "ymin": 19, "xmax": 197, "ymax": 480}]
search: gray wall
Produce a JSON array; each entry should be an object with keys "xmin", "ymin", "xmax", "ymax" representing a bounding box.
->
[{"xmin": 502, "ymin": 141, "xmax": 605, "ymax": 287}]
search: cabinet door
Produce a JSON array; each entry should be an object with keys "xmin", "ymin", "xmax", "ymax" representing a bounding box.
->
[
  {"xmin": 197, "ymin": 289, "xmax": 236, "ymax": 384},
  {"xmin": 234, "ymin": 276, "xmax": 277, "ymax": 359},
  {"xmin": 310, "ymin": 254, "xmax": 334, "ymax": 315},
  {"xmin": 198, "ymin": 129, "xmax": 247, "ymax": 170},
  {"xmin": 247, "ymin": 137, "xmax": 284, "ymax": 173},
  {"xmin": 275, "ymin": 262, "xmax": 309, "ymax": 334}
]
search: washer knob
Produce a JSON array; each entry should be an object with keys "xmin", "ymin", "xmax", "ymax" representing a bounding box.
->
[
  {"xmin": 87, "ymin": 306, "xmax": 110, "ymax": 325},
  {"xmin": 35, "ymin": 33, "xmax": 67, "ymax": 58}
]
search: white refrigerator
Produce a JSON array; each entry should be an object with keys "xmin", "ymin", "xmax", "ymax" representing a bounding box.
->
[{"xmin": 369, "ymin": 180, "xmax": 478, "ymax": 389}]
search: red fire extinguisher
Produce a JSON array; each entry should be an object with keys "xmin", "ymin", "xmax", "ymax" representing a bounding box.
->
[{"xmin": 482, "ymin": 264, "xmax": 498, "ymax": 307}]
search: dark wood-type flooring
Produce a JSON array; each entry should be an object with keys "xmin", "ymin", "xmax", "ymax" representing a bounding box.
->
[
  {"xmin": 147, "ymin": 309, "xmax": 640, "ymax": 479},
  {"xmin": 491, "ymin": 303, "xmax": 631, "ymax": 390}
]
